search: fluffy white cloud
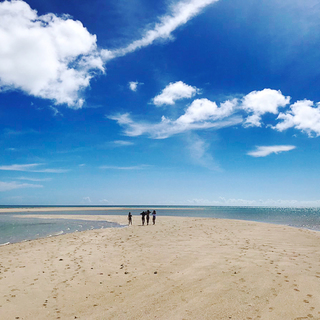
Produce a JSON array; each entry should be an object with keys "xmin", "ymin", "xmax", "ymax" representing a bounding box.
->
[
  {"xmin": 247, "ymin": 145, "xmax": 296, "ymax": 157},
  {"xmin": 177, "ymin": 98, "xmax": 236, "ymax": 124},
  {"xmin": 273, "ymin": 100, "xmax": 320, "ymax": 136},
  {"xmin": 241, "ymin": 89, "xmax": 290, "ymax": 127},
  {"xmin": 109, "ymin": 98, "xmax": 241, "ymax": 139},
  {"xmin": 153, "ymin": 81, "xmax": 200, "ymax": 106},
  {"xmin": 0, "ymin": 163, "xmax": 68, "ymax": 173},
  {"xmin": 111, "ymin": 86, "xmax": 320, "ymax": 140},
  {"xmin": 101, "ymin": 0, "xmax": 219, "ymax": 61},
  {"xmin": 128, "ymin": 81, "xmax": 143, "ymax": 92},
  {"xmin": 0, "ymin": 0, "xmax": 103, "ymax": 108},
  {"xmin": 129, "ymin": 81, "xmax": 139, "ymax": 92},
  {"xmin": 0, "ymin": 0, "xmax": 218, "ymax": 107},
  {"xmin": 0, "ymin": 181, "xmax": 42, "ymax": 191}
]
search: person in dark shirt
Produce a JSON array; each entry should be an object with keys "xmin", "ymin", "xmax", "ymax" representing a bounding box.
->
[
  {"xmin": 146, "ymin": 210, "xmax": 151, "ymax": 225},
  {"xmin": 128, "ymin": 212, "xmax": 132, "ymax": 225},
  {"xmin": 152, "ymin": 210, "xmax": 156, "ymax": 225},
  {"xmin": 140, "ymin": 211, "xmax": 146, "ymax": 225}
]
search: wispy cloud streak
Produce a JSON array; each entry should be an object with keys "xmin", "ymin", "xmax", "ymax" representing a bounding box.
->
[
  {"xmin": 247, "ymin": 145, "xmax": 296, "ymax": 157},
  {"xmin": 101, "ymin": 0, "xmax": 219, "ymax": 61},
  {"xmin": 17, "ymin": 177, "xmax": 52, "ymax": 182},
  {"xmin": 0, "ymin": 181, "xmax": 43, "ymax": 191},
  {"xmin": 186, "ymin": 135, "xmax": 220, "ymax": 170},
  {"xmin": 100, "ymin": 165, "xmax": 150, "ymax": 170},
  {"xmin": 109, "ymin": 98, "xmax": 241, "ymax": 139},
  {"xmin": 0, "ymin": 163, "xmax": 68, "ymax": 173}
]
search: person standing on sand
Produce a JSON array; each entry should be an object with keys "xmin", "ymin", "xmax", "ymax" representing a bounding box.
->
[
  {"xmin": 140, "ymin": 211, "xmax": 146, "ymax": 225},
  {"xmin": 146, "ymin": 210, "xmax": 151, "ymax": 225},
  {"xmin": 152, "ymin": 210, "xmax": 156, "ymax": 225},
  {"xmin": 128, "ymin": 212, "xmax": 132, "ymax": 225}
]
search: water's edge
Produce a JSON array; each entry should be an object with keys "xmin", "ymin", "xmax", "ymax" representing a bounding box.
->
[{"xmin": 1, "ymin": 206, "xmax": 320, "ymax": 245}]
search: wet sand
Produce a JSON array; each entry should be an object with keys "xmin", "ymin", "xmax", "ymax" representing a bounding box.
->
[{"xmin": 1, "ymin": 214, "xmax": 320, "ymax": 319}]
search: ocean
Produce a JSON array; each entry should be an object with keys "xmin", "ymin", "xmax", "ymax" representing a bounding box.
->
[{"xmin": 1, "ymin": 206, "xmax": 320, "ymax": 246}]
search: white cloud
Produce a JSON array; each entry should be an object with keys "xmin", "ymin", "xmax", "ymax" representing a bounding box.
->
[
  {"xmin": 187, "ymin": 198, "xmax": 214, "ymax": 205},
  {"xmin": 0, "ymin": 164, "xmax": 40, "ymax": 171},
  {"xmin": 109, "ymin": 98, "xmax": 240, "ymax": 139},
  {"xmin": 273, "ymin": 100, "xmax": 320, "ymax": 137},
  {"xmin": 218, "ymin": 197, "xmax": 257, "ymax": 206},
  {"xmin": 100, "ymin": 165, "xmax": 150, "ymax": 170},
  {"xmin": 186, "ymin": 135, "xmax": 220, "ymax": 170},
  {"xmin": 101, "ymin": 0, "xmax": 219, "ymax": 61},
  {"xmin": 153, "ymin": 81, "xmax": 200, "ymax": 106},
  {"xmin": 0, "ymin": 0, "xmax": 103, "ymax": 108},
  {"xmin": 113, "ymin": 140, "xmax": 134, "ymax": 146},
  {"xmin": 241, "ymin": 89, "xmax": 290, "ymax": 127},
  {"xmin": 49, "ymin": 106, "xmax": 63, "ymax": 117},
  {"xmin": 177, "ymin": 98, "xmax": 236, "ymax": 124},
  {"xmin": 247, "ymin": 145, "xmax": 296, "ymax": 157},
  {"xmin": 3, "ymin": 128, "xmax": 37, "ymax": 135},
  {"xmin": 0, "ymin": 0, "xmax": 218, "ymax": 107},
  {"xmin": 17, "ymin": 177, "xmax": 52, "ymax": 182},
  {"xmin": 83, "ymin": 196, "xmax": 92, "ymax": 203},
  {"xmin": 0, "ymin": 181, "xmax": 42, "ymax": 191},
  {"xmin": 110, "ymin": 86, "xmax": 320, "ymax": 140},
  {"xmin": 129, "ymin": 81, "xmax": 140, "ymax": 92},
  {"xmin": 0, "ymin": 163, "xmax": 68, "ymax": 173}
]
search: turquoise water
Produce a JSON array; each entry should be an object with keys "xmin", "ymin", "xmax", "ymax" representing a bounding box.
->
[
  {"xmin": 0, "ymin": 213, "xmax": 122, "ymax": 246},
  {"xmin": 1, "ymin": 206, "xmax": 320, "ymax": 245}
]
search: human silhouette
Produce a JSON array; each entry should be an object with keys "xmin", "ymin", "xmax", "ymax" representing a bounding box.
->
[
  {"xmin": 146, "ymin": 210, "xmax": 151, "ymax": 225},
  {"xmin": 140, "ymin": 211, "xmax": 146, "ymax": 225},
  {"xmin": 152, "ymin": 210, "xmax": 156, "ymax": 225},
  {"xmin": 128, "ymin": 212, "xmax": 132, "ymax": 225}
]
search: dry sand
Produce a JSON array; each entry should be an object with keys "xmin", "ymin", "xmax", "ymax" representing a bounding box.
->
[{"xmin": 1, "ymin": 214, "xmax": 320, "ymax": 319}]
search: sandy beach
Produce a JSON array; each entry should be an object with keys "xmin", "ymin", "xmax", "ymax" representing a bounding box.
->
[{"xmin": 1, "ymin": 214, "xmax": 320, "ymax": 319}]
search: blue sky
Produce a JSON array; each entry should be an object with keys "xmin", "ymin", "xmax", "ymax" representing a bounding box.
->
[{"xmin": 1, "ymin": 0, "xmax": 320, "ymax": 206}]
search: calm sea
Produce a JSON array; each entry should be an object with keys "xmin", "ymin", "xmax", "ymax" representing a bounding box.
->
[{"xmin": 1, "ymin": 206, "xmax": 320, "ymax": 245}]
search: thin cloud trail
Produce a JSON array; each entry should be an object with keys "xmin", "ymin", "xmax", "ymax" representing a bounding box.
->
[{"xmin": 101, "ymin": 0, "xmax": 219, "ymax": 61}]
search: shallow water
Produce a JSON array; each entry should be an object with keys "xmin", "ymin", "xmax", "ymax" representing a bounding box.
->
[{"xmin": 0, "ymin": 213, "xmax": 121, "ymax": 245}]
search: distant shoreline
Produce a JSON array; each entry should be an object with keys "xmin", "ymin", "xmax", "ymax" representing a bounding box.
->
[{"xmin": 0, "ymin": 206, "xmax": 200, "ymax": 213}]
